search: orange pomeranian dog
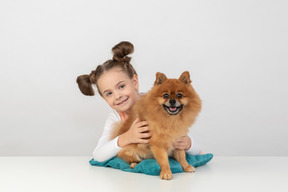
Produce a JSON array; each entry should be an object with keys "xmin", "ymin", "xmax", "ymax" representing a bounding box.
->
[{"xmin": 110, "ymin": 71, "xmax": 202, "ymax": 180}]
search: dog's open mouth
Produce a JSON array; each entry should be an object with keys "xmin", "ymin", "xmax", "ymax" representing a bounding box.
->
[{"xmin": 163, "ymin": 104, "xmax": 183, "ymax": 115}]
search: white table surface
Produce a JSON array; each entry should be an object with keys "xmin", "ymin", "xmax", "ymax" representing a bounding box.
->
[{"xmin": 0, "ymin": 156, "xmax": 287, "ymax": 192}]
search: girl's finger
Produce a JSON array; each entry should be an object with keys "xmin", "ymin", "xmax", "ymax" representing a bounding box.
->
[
  {"xmin": 139, "ymin": 139, "xmax": 150, "ymax": 144},
  {"xmin": 139, "ymin": 126, "xmax": 149, "ymax": 133},
  {"xmin": 136, "ymin": 121, "xmax": 148, "ymax": 127},
  {"xmin": 176, "ymin": 136, "xmax": 187, "ymax": 143},
  {"xmin": 140, "ymin": 132, "xmax": 152, "ymax": 138},
  {"xmin": 173, "ymin": 144, "xmax": 180, "ymax": 148},
  {"xmin": 132, "ymin": 117, "xmax": 141, "ymax": 124}
]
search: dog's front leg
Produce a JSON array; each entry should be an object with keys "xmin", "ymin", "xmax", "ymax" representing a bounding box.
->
[
  {"xmin": 150, "ymin": 145, "xmax": 172, "ymax": 180},
  {"xmin": 172, "ymin": 149, "xmax": 195, "ymax": 172}
]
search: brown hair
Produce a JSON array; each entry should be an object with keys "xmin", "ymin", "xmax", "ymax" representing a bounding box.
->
[{"xmin": 76, "ymin": 41, "xmax": 137, "ymax": 96}]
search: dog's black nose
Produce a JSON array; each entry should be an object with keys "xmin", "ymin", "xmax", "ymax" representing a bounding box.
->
[{"xmin": 169, "ymin": 99, "xmax": 176, "ymax": 106}]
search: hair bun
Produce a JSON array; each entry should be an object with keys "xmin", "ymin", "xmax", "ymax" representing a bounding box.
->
[{"xmin": 112, "ymin": 41, "xmax": 134, "ymax": 62}]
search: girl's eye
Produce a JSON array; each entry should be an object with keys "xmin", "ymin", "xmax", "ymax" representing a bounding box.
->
[
  {"xmin": 177, "ymin": 93, "xmax": 183, "ymax": 99},
  {"xmin": 163, "ymin": 93, "xmax": 169, "ymax": 99},
  {"xmin": 119, "ymin": 84, "xmax": 125, "ymax": 89},
  {"xmin": 106, "ymin": 92, "xmax": 112, "ymax": 97}
]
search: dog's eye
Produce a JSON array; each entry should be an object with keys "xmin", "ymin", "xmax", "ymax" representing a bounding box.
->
[
  {"xmin": 177, "ymin": 93, "xmax": 183, "ymax": 99},
  {"xmin": 163, "ymin": 93, "xmax": 169, "ymax": 99}
]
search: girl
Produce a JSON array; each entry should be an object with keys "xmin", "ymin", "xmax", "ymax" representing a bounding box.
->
[{"xmin": 77, "ymin": 41, "xmax": 202, "ymax": 162}]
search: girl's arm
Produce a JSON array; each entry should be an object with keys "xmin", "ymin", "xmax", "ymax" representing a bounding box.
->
[
  {"xmin": 117, "ymin": 117, "xmax": 151, "ymax": 147},
  {"xmin": 92, "ymin": 111, "xmax": 122, "ymax": 162},
  {"xmin": 173, "ymin": 131, "xmax": 202, "ymax": 155},
  {"xmin": 92, "ymin": 111, "xmax": 151, "ymax": 162},
  {"xmin": 186, "ymin": 131, "xmax": 202, "ymax": 155}
]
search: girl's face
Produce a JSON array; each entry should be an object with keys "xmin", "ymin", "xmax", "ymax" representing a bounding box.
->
[{"xmin": 97, "ymin": 67, "xmax": 140, "ymax": 113}]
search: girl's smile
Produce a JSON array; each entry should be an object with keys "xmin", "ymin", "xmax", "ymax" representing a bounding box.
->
[{"xmin": 116, "ymin": 97, "xmax": 129, "ymax": 106}]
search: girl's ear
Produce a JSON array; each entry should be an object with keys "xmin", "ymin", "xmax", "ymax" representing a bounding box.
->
[{"xmin": 132, "ymin": 74, "xmax": 139, "ymax": 91}]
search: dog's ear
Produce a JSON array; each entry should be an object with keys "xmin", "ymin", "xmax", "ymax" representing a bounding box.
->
[
  {"xmin": 154, "ymin": 72, "xmax": 167, "ymax": 85},
  {"xmin": 179, "ymin": 71, "xmax": 191, "ymax": 84}
]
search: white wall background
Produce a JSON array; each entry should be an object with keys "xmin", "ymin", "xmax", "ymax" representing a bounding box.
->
[{"xmin": 0, "ymin": 0, "xmax": 287, "ymax": 156}]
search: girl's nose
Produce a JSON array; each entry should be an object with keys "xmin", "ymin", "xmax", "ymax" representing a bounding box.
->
[{"xmin": 114, "ymin": 91, "xmax": 122, "ymax": 100}]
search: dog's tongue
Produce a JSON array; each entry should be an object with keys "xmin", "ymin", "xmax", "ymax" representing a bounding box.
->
[{"xmin": 169, "ymin": 107, "xmax": 177, "ymax": 112}]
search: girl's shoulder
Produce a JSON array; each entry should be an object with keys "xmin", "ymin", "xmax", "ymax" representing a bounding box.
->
[
  {"xmin": 107, "ymin": 110, "xmax": 128, "ymax": 122},
  {"xmin": 102, "ymin": 110, "xmax": 121, "ymax": 131},
  {"xmin": 106, "ymin": 110, "xmax": 121, "ymax": 122}
]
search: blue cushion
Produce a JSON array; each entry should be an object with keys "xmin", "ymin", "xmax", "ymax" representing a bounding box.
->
[{"xmin": 89, "ymin": 153, "xmax": 213, "ymax": 176}]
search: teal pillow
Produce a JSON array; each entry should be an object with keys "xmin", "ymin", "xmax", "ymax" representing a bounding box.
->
[{"xmin": 89, "ymin": 153, "xmax": 213, "ymax": 176}]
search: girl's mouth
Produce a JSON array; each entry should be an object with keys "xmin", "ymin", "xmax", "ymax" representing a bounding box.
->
[{"xmin": 116, "ymin": 97, "xmax": 129, "ymax": 106}]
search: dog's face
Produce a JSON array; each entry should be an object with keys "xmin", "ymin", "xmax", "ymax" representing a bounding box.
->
[
  {"xmin": 162, "ymin": 91, "xmax": 184, "ymax": 115},
  {"xmin": 151, "ymin": 71, "xmax": 196, "ymax": 116}
]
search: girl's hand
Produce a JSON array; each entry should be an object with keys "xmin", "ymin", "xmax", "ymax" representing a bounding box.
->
[
  {"xmin": 173, "ymin": 136, "xmax": 191, "ymax": 151},
  {"xmin": 118, "ymin": 118, "xmax": 152, "ymax": 148}
]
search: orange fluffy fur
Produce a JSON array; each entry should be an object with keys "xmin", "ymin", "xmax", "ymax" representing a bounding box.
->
[{"xmin": 110, "ymin": 71, "xmax": 202, "ymax": 180}]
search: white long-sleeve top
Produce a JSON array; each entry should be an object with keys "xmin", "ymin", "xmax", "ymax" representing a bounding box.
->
[{"xmin": 93, "ymin": 110, "xmax": 202, "ymax": 162}]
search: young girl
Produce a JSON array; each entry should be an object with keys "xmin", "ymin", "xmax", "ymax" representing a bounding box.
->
[{"xmin": 77, "ymin": 41, "xmax": 202, "ymax": 162}]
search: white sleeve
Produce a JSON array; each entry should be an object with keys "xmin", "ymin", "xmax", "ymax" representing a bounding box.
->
[
  {"xmin": 92, "ymin": 111, "xmax": 122, "ymax": 162},
  {"xmin": 186, "ymin": 130, "xmax": 202, "ymax": 156}
]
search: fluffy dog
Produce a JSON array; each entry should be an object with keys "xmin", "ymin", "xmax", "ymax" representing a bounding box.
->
[{"xmin": 111, "ymin": 71, "xmax": 202, "ymax": 180}]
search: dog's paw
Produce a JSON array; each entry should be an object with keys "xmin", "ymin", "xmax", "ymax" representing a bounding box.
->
[
  {"xmin": 160, "ymin": 170, "xmax": 173, "ymax": 180},
  {"xmin": 130, "ymin": 162, "xmax": 138, "ymax": 169},
  {"xmin": 184, "ymin": 165, "xmax": 195, "ymax": 172}
]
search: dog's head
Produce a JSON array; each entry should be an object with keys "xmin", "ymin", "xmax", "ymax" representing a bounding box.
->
[{"xmin": 151, "ymin": 71, "xmax": 200, "ymax": 116}]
